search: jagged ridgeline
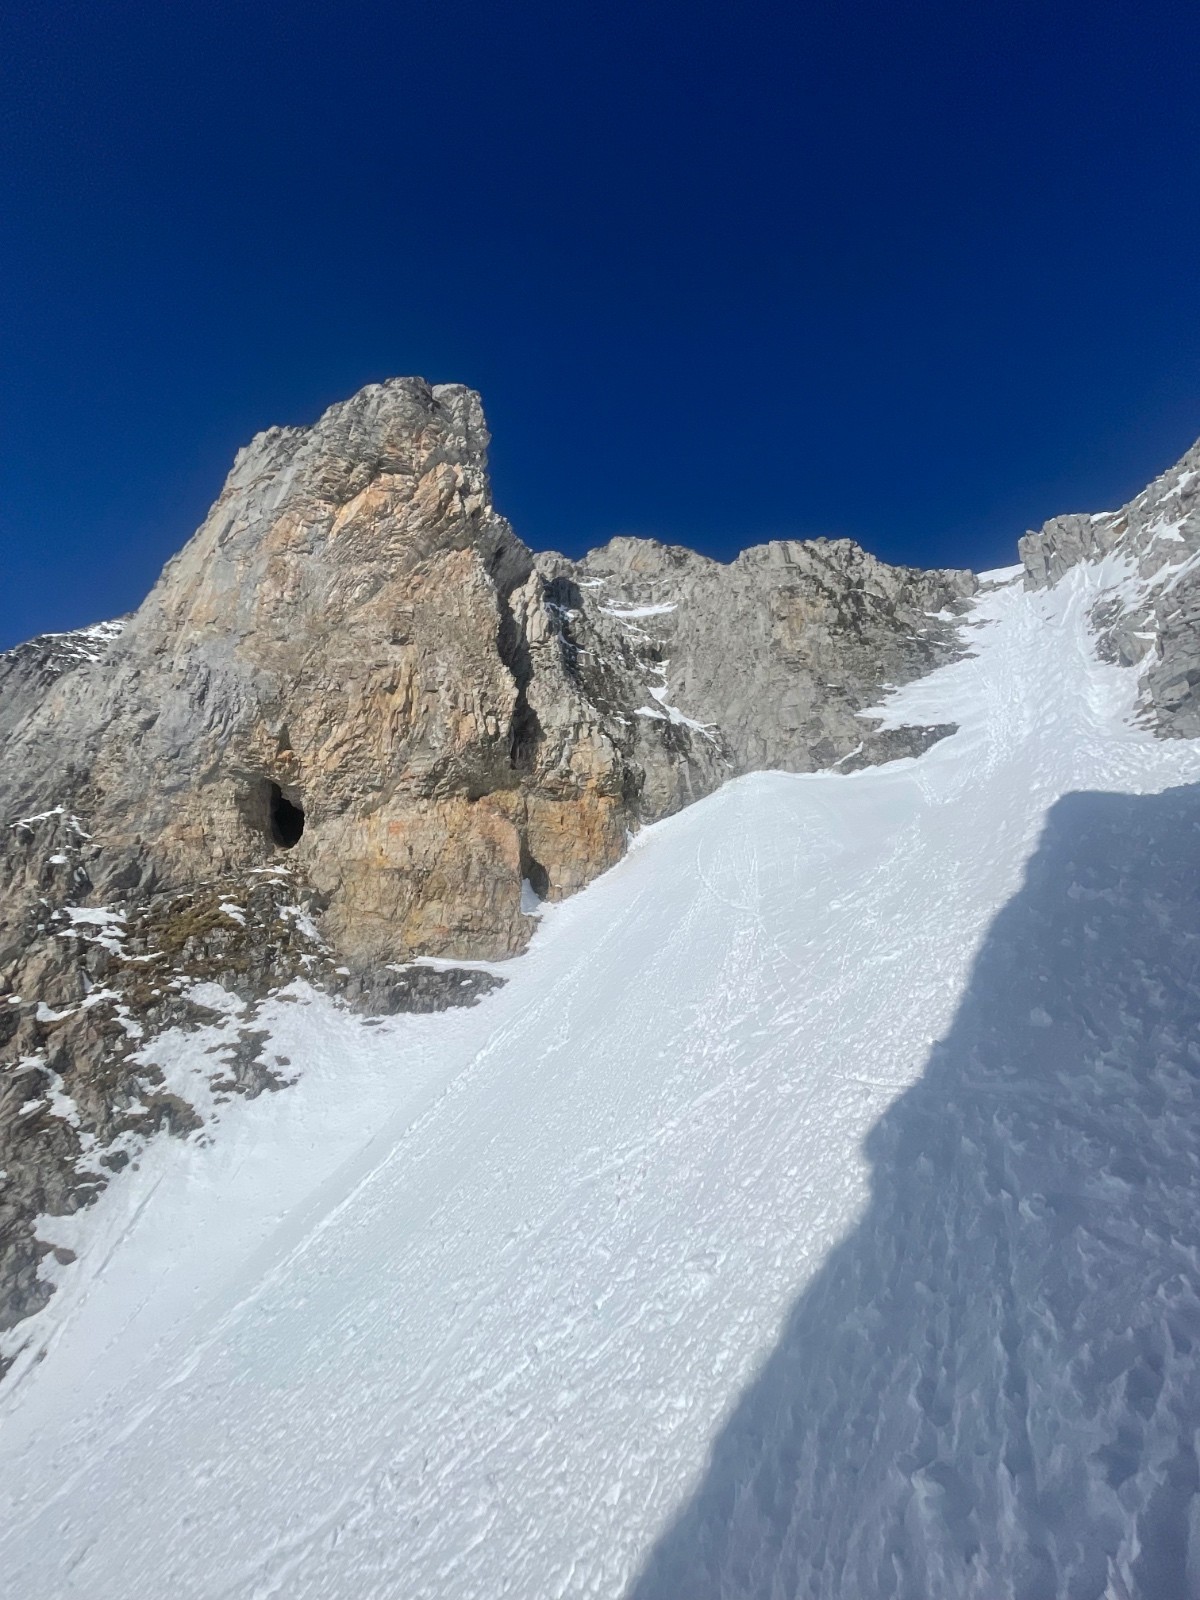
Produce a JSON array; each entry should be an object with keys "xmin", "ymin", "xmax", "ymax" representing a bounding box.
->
[
  {"xmin": 7, "ymin": 373, "xmax": 1200, "ymax": 1588},
  {"xmin": 4, "ymin": 376, "xmax": 1200, "ymax": 1346},
  {"xmin": 0, "ymin": 378, "xmax": 976, "ymax": 1333},
  {"xmin": 1, "ymin": 380, "xmax": 977, "ymax": 959}
]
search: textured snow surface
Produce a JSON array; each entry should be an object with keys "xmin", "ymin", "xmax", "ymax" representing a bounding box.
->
[{"xmin": 4, "ymin": 567, "xmax": 1200, "ymax": 1598}]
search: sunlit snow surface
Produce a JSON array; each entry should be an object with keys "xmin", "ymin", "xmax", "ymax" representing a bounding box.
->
[{"xmin": 4, "ymin": 566, "xmax": 1200, "ymax": 1597}]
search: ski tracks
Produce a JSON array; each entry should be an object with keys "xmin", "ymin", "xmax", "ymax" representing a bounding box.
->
[{"xmin": 4, "ymin": 572, "xmax": 1200, "ymax": 1596}]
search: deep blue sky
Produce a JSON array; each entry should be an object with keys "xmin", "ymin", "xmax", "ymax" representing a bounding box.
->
[{"xmin": 3, "ymin": 0, "xmax": 1200, "ymax": 648}]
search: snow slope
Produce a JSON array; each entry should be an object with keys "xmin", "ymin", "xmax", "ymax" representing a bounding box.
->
[{"xmin": 3, "ymin": 565, "xmax": 1200, "ymax": 1597}]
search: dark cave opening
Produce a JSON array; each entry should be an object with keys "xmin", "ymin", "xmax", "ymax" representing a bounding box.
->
[
  {"xmin": 520, "ymin": 842, "xmax": 550, "ymax": 901},
  {"xmin": 268, "ymin": 783, "xmax": 305, "ymax": 849}
]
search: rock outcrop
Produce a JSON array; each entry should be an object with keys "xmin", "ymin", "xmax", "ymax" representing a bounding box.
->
[
  {"xmin": 2, "ymin": 377, "xmax": 976, "ymax": 963},
  {"xmin": 0, "ymin": 376, "xmax": 976, "ymax": 1346},
  {"xmin": 546, "ymin": 533, "xmax": 972, "ymax": 776},
  {"xmin": 1020, "ymin": 439, "xmax": 1200, "ymax": 736},
  {"xmin": 0, "ymin": 620, "xmax": 126, "ymax": 747}
]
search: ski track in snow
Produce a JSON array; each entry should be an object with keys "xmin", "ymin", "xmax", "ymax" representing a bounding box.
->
[{"xmin": 3, "ymin": 566, "xmax": 1200, "ymax": 1596}]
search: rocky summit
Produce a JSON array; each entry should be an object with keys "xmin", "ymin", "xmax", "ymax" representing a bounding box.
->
[{"xmin": 4, "ymin": 374, "xmax": 1195, "ymax": 1351}]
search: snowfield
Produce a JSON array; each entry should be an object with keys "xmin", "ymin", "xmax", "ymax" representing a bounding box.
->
[{"xmin": 4, "ymin": 563, "xmax": 1200, "ymax": 1597}]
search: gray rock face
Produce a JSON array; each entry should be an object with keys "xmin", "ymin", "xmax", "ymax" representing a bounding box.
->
[
  {"xmin": 0, "ymin": 375, "xmax": 976, "ymax": 1346},
  {"xmin": 0, "ymin": 620, "xmax": 125, "ymax": 747},
  {"xmin": 1019, "ymin": 439, "xmax": 1200, "ymax": 736},
  {"xmin": 544, "ymin": 533, "xmax": 975, "ymax": 778}
]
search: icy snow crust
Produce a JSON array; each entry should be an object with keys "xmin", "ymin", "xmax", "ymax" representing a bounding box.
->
[{"xmin": 4, "ymin": 564, "xmax": 1200, "ymax": 1597}]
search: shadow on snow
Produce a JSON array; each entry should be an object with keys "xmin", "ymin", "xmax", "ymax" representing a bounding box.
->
[{"xmin": 627, "ymin": 785, "xmax": 1200, "ymax": 1600}]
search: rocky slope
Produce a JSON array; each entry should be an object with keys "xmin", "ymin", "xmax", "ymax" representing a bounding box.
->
[
  {"xmin": 1020, "ymin": 438, "xmax": 1200, "ymax": 735},
  {"xmin": 0, "ymin": 375, "xmax": 979, "ymax": 1341},
  {"xmin": 0, "ymin": 620, "xmax": 126, "ymax": 746}
]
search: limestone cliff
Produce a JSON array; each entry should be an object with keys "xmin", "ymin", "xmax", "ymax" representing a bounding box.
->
[{"xmin": 0, "ymin": 376, "xmax": 974, "ymax": 1339}]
